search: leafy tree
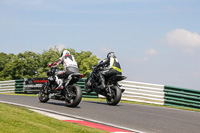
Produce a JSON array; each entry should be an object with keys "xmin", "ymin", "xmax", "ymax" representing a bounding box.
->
[
  {"xmin": 0, "ymin": 61, "xmax": 15, "ymax": 80},
  {"xmin": 0, "ymin": 53, "xmax": 16, "ymax": 80},
  {"xmin": 0, "ymin": 47, "xmax": 100, "ymax": 80},
  {"xmin": 17, "ymin": 51, "xmax": 41, "ymax": 78},
  {"xmin": 43, "ymin": 47, "xmax": 100, "ymax": 78},
  {"xmin": 75, "ymin": 51, "xmax": 100, "ymax": 77},
  {"xmin": 0, "ymin": 51, "xmax": 41, "ymax": 80},
  {"xmin": 60, "ymin": 48, "xmax": 100, "ymax": 77},
  {"xmin": 39, "ymin": 47, "xmax": 61, "ymax": 78},
  {"xmin": 0, "ymin": 52, "xmax": 15, "ymax": 71}
]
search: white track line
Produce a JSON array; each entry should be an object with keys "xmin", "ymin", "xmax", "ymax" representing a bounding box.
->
[{"xmin": 0, "ymin": 100, "xmax": 145, "ymax": 133}]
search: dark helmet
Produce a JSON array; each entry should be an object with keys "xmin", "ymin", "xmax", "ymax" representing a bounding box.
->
[
  {"xmin": 61, "ymin": 50, "xmax": 70, "ymax": 57},
  {"xmin": 107, "ymin": 52, "xmax": 115, "ymax": 58}
]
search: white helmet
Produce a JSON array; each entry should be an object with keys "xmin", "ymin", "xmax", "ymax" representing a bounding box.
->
[
  {"xmin": 107, "ymin": 52, "xmax": 115, "ymax": 58},
  {"xmin": 61, "ymin": 50, "xmax": 70, "ymax": 56}
]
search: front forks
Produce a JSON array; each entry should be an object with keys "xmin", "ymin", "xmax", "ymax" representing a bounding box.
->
[{"xmin": 106, "ymin": 85, "xmax": 113, "ymax": 97}]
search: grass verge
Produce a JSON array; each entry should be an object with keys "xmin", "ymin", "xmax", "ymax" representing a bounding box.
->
[{"xmin": 0, "ymin": 103, "xmax": 108, "ymax": 133}]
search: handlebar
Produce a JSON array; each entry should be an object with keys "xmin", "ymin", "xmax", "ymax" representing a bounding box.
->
[{"xmin": 92, "ymin": 65, "xmax": 103, "ymax": 71}]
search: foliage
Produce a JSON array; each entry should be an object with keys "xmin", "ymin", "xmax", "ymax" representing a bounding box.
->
[
  {"xmin": 0, "ymin": 53, "xmax": 16, "ymax": 80},
  {"xmin": 63, "ymin": 48, "xmax": 99, "ymax": 77},
  {"xmin": 0, "ymin": 47, "xmax": 100, "ymax": 80},
  {"xmin": 0, "ymin": 53, "xmax": 15, "ymax": 71}
]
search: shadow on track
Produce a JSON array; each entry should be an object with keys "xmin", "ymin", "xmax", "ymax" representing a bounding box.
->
[
  {"xmin": 44, "ymin": 101, "xmax": 81, "ymax": 109},
  {"xmin": 83, "ymin": 101, "xmax": 122, "ymax": 106}
]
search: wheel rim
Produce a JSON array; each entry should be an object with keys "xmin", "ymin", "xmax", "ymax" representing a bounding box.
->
[
  {"xmin": 39, "ymin": 91, "xmax": 48, "ymax": 100},
  {"xmin": 66, "ymin": 86, "xmax": 76, "ymax": 104},
  {"xmin": 39, "ymin": 86, "xmax": 49, "ymax": 100},
  {"xmin": 107, "ymin": 90, "xmax": 116, "ymax": 102}
]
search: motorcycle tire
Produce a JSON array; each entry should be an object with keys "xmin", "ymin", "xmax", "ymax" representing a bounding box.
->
[
  {"xmin": 65, "ymin": 84, "xmax": 82, "ymax": 107},
  {"xmin": 38, "ymin": 83, "xmax": 50, "ymax": 103},
  {"xmin": 106, "ymin": 86, "xmax": 122, "ymax": 105}
]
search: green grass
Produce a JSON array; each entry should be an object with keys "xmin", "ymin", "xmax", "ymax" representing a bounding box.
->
[
  {"xmin": 2, "ymin": 92, "xmax": 200, "ymax": 112},
  {"xmin": 0, "ymin": 103, "xmax": 108, "ymax": 133}
]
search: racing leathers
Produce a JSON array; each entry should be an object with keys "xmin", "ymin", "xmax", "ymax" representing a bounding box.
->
[
  {"xmin": 51, "ymin": 50, "xmax": 79, "ymax": 90},
  {"xmin": 97, "ymin": 53, "xmax": 122, "ymax": 89}
]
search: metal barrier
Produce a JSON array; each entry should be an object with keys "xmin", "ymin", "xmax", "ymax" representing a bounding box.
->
[
  {"xmin": 119, "ymin": 80, "xmax": 165, "ymax": 105},
  {"xmin": 77, "ymin": 78, "xmax": 98, "ymax": 98},
  {"xmin": 164, "ymin": 85, "xmax": 200, "ymax": 109},
  {"xmin": 16, "ymin": 78, "xmax": 98, "ymax": 98},
  {"xmin": 0, "ymin": 80, "xmax": 15, "ymax": 93},
  {"xmin": 23, "ymin": 78, "xmax": 47, "ymax": 94},
  {"xmin": 15, "ymin": 79, "xmax": 24, "ymax": 93},
  {"xmin": 1, "ymin": 79, "xmax": 200, "ymax": 109}
]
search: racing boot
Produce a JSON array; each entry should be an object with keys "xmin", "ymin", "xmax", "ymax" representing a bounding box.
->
[
  {"xmin": 55, "ymin": 77, "xmax": 63, "ymax": 89},
  {"xmin": 98, "ymin": 74, "xmax": 105, "ymax": 90},
  {"xmin": 56, "ymin": 85, "xmax": 64, "ymax": 90},
  {"xmin": 56, "ymin": 79, "xmax": 64, "ymax": 94}
]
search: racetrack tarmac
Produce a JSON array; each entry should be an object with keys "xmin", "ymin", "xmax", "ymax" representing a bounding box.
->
[{"xmin": 0, "ymin": 94, "xmax": 200, "ymax": 133}]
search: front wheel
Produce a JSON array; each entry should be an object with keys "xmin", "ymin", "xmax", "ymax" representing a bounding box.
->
[
  {"xmin": 106, "ymin": 86, "xmax": 122, "ymax": 105},
  {"xmin": 65, "ymin": 84, "xmax": 82, "ymax": 107},
  {"xmin": 38, "ymin": 83, "xmax": 49, "ymax": 103}
]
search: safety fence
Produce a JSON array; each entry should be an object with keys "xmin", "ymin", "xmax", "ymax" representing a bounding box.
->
[
  {"xmin": 164, "ymin": 86, "xmax": 200, "ymax": 109},
  {"xmin": 0, "ymin": 80, "xmax": 15, "ymax": 93},
  {"xmin": 78, "ymin": 78, "xmax": 99, "ymax": 98},
  {"xmin": 119, "ymin": 80, "xmax": 165, "ymax": 105},
  {"xmin": 0, "ymin": 79, "xmax": 200, "ymax": 109},
  {"xmin": 0, "ymin": 78, "xmax": 98, "ymax": 98},
  {"xmin": 119, "ymin": 81, "xmax": 200, "ymax": 109}
]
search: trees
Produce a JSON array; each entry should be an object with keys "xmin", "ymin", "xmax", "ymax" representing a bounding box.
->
[
  {"xmin": 39, "ymin": 47, "xmax": 61, "ymax": 78},
  {"xmin": 0, "ymin": 51, "xmax": 41, "ymax": 80},
  {"xmin": 64, "ymin": 48, "xmax": 100, "ymax": 77},
  {"xmin": 75, "ymin": 51, "xmax": 99, "ymax": 77},
  {"xmin": 0, "ymin": 47, "xmax": 100, "ymax": 80},
  {"xmin": 0, "ymin": 52, "xmax": 15, "ymax": 71},
  {"xmin": 0, "ymin": 53, "xmax": 16, "ymax": 80},
  {"xmin": 40, "ymin": 47, "xmax": 100, "ymax": 78}
]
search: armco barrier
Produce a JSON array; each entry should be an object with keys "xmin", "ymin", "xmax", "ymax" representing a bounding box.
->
[
  {"xmin": 164, "ymin": 85, "xmax": 200, "ymax": 109},
  {"xmin": 23, "ymin": 78, "xmax": 47, "ymax": 94},
  {"xmin": 15, "ymin": 78, "xmax": 98, "ymax": 98},
  {"xmin": 15, "ymin": 79, "xmax": 24, "ymax": 93},
  {"xmin": 0, "ymin": 80, "xmax": 15, "ymax": 93},
  {"xmin": 1, "ymin": 79, "xmax": 200, "ymax": 109},
  {"xmin": 77, "ymin": 78, "xmax": 98, "ymax": 98},
  {"xmin": 119, "ymin": 80, "xmax": 165, "ymax": 105}
]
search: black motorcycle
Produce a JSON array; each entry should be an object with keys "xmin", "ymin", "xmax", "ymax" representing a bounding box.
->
[
  {"xmin": 84, "ymin": 66, "xmax": 126, "ymax": 105},
  {"xmin": 38, "ymin": 67, "xmax": 83, "ymax": 107}
]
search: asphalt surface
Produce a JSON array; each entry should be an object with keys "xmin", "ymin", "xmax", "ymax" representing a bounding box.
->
[{"xmin": 0, "ymin": 94, "xmax": 200, "ymax": 133}]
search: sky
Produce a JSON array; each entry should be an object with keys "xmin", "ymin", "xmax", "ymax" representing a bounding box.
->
[{"xmin": 1, "ymin": 0, "xmax": 200, "ymax": 90}]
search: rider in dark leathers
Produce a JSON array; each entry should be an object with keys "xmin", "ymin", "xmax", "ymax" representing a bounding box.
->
[{"xmin": 96, "ymin": 52, "xmax": 122, "ymax": 89}]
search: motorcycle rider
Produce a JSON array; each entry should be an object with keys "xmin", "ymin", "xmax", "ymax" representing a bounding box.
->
[
  {"xmin": 48, "ymin": 50, "xmax": 79, "ymax": 90},
  {"xmin": 96, "ymin": 52, "xmax": 122, "ymax": 90}
]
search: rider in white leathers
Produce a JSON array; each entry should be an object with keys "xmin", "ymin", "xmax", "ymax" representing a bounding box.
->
[{"xmin": 49, "ymin": 50, "xmax": 79, "ymax": 90}]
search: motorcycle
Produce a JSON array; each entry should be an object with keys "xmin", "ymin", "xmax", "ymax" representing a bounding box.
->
[
  {"xmin": 38, "ymin": 67, "xmax": 84, "ymax": 107},
  {"xmin": 84, "ymin": 66, "xmax": 127, "ymax": 105}
]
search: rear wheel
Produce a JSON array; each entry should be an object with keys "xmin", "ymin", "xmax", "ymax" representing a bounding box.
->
[
  {"xmin": 65, "ymin": 84, "xmax": 82, "ymax": 107},
  {"xmin": 106, "ymin": 86, "xmax": 122, "ymax": 105},
  {"xmin": 38, "ymin": 83, "xmax": 49, "ymax": 103}
]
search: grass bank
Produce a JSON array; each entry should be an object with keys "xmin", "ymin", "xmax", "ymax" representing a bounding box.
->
[{"xmin": 0, "ymin": 103, "xmax": 108, "ymax": 133}]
